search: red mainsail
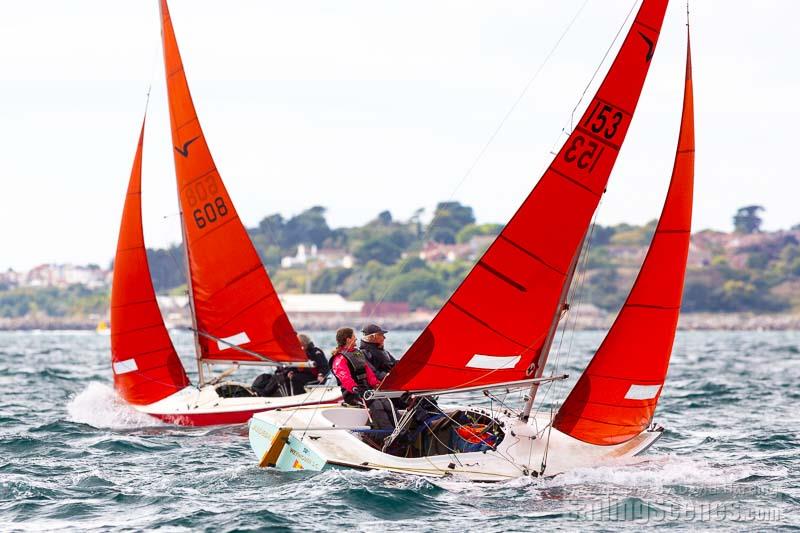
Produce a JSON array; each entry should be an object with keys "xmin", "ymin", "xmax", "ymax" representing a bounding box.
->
[
  {"xmin": 381, "ymin": 0, "xmax": 669, "ymax": 393},
  {"xmin": 553, "ymin": 33, "xmax": 694, "ymax": 445},
  {"xmin": 111, "ymin": 120, "xmax": 190, "ymax": 405},
  {"xmin": 159, "ymin": 0, "xmax": 305, "ymax": 363}
]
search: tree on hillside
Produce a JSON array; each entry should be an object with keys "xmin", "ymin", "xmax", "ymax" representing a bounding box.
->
[
  {"xmin": 733, "ymin": 205, "xmax": 764, "ymax": 234},
  {"xmin": 590, "ymin": 225, "xmax": 616, "ymax": 246},
  {"xmin": 410, "ymin": 208, "xmax": 425, "ymax": 239},
  {"xmin": 430, "ymin": 201, "xmax": 475, "ymax": 243},
  {"xmin": 256, "ymin": 214, "xmax": 285, "ymax": 246},
  {"xmin": 283, "ymin": 206, "xmax": 332, "ymax": 247},
  {"xmin": 146, "ymin": 246, "xmax": 186, "ymax": 292},
  {"xmin": 354, "ymin": 237, "xmax": 403, "ymax": 265},
  {"xmin": 376, "ymin": 210, "xmax": 393, "ymax": 225},
  {"xmin": 455, "ymin": 223, "xmax": 503, "ymax": 243}
]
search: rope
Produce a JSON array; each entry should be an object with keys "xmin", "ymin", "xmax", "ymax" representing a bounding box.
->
[
  {"xmin": 363, "ymin": 0, "xmax": 591, "ymax": 317},
  {"xmin": 423, "ymin": 403, "xmax": 528, "ymax": 475},
  {"xmin": 547, "ymin": 0, "xmax": 639, "ymax": 154},
  {"xmin": 569, "ymin": 0, "xmax": 639, "ymax": 132},
  {"xmin": 525, "ymin": 1, "xmax": 640, "ymax": 471}
]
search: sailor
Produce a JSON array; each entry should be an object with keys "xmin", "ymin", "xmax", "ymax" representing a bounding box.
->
[
  {"xmin": 359, "ymin": 323, "xmax": 397, "ymax": 380},
  {"xmin": 330, "ymin": 327, "xmax": 396, "ymax": 431},
  {"xmin": 284, "ymin": 334, "xmax": 330, "ymax": 392}
]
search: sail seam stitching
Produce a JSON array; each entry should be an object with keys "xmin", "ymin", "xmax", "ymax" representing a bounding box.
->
[
  {"xmin": 557, "ymin": 411, "xmax": 649, "ymax": 429},
  {"xmin": 574, "ymin": 125, "xmax": 621, "ymax": 151},
  {"xmin": 581, "ymin": 373, "xmax": 663, "ymax": 383},
  {"xmin": 476, "ymin": 261, "xmax": 527, "ymax": 292},
  {"xmin": 448, "ymin": 301, "xmax": 532, "ymax": 350},
  {"xmin": 110, "ymin": 298, "xmax": 161, "ymax": 309},
  {"xmin": 213, "ymin": 293, "xmax": 276, "ymax": 333},
  {"xmin": 548, "ymin": 167, "xmax": 602, "ymax": 199},
  {"xmin": 497, "ymin": 235, "xmax": 566, "ymax": 276},
  {"xmin": 115, "ymin": 244, "xmax": 146, "ymax": 253},
  {"xmin": 180, "ymin": 168, "xmax": 218, "ymax": 192},
  {"xmin": 114, "ymin": 346, "xmax": 177, "ymax": 360},
  {"xmin": 634, "ymin": 20, "xmax": 659, "ymax": 34},
  {"xmin": 111, "ymin": 322, "xmax": 170, "ymax": 337},
  {"xmin": 593, "ymin": 96, "xmax": 633, "ymax": 117},
  {"xmin": 191, "ymin": 214, "xmax": 240, "ymax": 242},
  {"xmin": 176, "ymin": 115, "xmax": 199, "ymax": 132},
  {"xmin": 205, "ymin": 262, "xmax": 265, "ymax": 300}
]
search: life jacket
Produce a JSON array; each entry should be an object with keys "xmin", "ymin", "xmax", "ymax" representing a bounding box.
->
[{"xmin": 331, "ymin": 348, "xmax": 370, "ymax": 389}]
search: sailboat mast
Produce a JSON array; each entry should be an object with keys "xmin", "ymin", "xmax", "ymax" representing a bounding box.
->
[
  {"xmin": 520, "ymin": 230, "xmax": 586, "ymax": 421},
  {"xmin": 179, "ymin": 213, "xmax": 205, "ymax": 387}
]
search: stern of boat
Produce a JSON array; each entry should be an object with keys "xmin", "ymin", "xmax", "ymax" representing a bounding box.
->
[{"xmin": 249, "ymin": 414, "xmax": 328, "ymax": 471}]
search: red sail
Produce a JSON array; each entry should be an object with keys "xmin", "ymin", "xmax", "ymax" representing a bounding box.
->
[
  {"xmin": 553, "ymin": 34, "xmax": 694, "ymax": 445},
  {"xmin": 381, "ymin": 0, "xmax": 669, "ymax": 393},
  {"xmin": 111, "ymin": 120, "xmax": 190, "ymax": 405},
  {"xmin": 159, "ymin": 0, "xmax": 305, "ymax": 363}
]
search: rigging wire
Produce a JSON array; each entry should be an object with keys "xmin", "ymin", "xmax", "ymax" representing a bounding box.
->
[
  {"xmin": 522, "ymin": 1, "xmax": 642, "ymax": 471},
  {"xmin": 362, "ymin": 0, "xmax": 591, "ymax": 318},
  {"xmin": 573, "ymin": 0, "xmax": 639, "ymax": 134}
]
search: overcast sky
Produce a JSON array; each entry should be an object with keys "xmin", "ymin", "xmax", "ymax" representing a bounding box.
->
[{"xmin": 1, "ymin": 1, "xmax": 797, "ymax": 271}]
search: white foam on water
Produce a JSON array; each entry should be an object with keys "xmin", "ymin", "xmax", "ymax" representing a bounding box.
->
[
  {"xmin": 546, "ymin": 453, "xmax": 755, "ymax": 489},
  {"xmin": 67, "ymin": 382, "xmax": 162, "ymax": 429}
]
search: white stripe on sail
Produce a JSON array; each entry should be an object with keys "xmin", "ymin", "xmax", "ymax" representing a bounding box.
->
[
  {"xmin": 113, "ymin": 359, "xmax": 138, "ymax": 374},
  {"xmin": 624, "ymin": 384, "xmax": 662, "ymax": 400},
  {"xmin": 217, "ymin": 331, "xmax": 251, "ymax": 350},
  {"xmin": 466, "ymin": 354, "xmax": 521, "ymax": 370}
]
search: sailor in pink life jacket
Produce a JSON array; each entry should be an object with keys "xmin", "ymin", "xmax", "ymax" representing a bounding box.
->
[{"xmin": 330, "ymin": 327, "xmax": 396, "ymax": 431}]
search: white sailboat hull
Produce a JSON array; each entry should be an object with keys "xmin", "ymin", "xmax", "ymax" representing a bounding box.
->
[
  {"xmin": 248, "ymin": 405, "xmax": 663, "ymax": 481},
  {"xmin": 133, "ymin": 385, "xmax": 343, "ymax": 426}
]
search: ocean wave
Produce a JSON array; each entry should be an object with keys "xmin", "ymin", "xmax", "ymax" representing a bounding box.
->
[{"xmin": 66, "ymin": 382, "xmax": 163, "ymax": 429}]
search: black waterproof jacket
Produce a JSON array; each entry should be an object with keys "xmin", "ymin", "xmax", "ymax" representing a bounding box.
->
[
  {"xmin": 304, "ymin": 342, "xmax": 330, "ymax": 376},
  {"xmin": 359, "ymin": 340, "xmax": 397, "ymax": 379}
]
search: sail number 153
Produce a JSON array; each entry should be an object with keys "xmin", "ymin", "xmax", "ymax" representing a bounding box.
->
[
  {"xmin": 583, "ymin": 101, "xmax": 624, "ymax": 140},
  {"xmin": 563, "ymin": 135, "xmax": 604, "ymax": 173}
]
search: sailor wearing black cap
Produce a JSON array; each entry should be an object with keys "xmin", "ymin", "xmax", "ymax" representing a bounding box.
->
[{"xmin": 359, "ymin": 323, "xmax": 397, "ymax": 380}]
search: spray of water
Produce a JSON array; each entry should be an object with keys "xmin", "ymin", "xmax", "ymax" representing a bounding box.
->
[{"xmin": 67, "ymin": 382, "xmax": 162, "ymax": 429}]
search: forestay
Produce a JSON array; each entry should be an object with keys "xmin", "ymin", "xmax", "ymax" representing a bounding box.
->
[
  {"xmin": 554, "ymin": 32, "xmax": 694, "ymax": 445},
  {"xmin": 159, "ymin": 0, "xmax": 305, "ymax": 364},
  {"xmin": 381, "ymin": 0, "xmax": 669, "ymax": 394},
  {"xmin": 111, "ymin": 120, "xmax": 190, "ymax": 405}
]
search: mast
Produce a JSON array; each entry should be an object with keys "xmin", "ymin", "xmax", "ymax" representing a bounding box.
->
[
  {"xmin": 378, "ymin": 0, "xmax": 670, "ymax": 396},
  {"xmin": 179, "ymin": 213, "xmax": 205, "ymax": 387},
  {"xmin": 552, "ymin": 13, "xmax": 695, "ymax": 446},
  {"xmin": 158, "ymin": 0, "xmax": 307, "ymax": 367},
  {"xmin": 520, "ymin": 230, "xmax": 585, "ymax": 421},
  {"xmin": 158, "ymin": 0, "xmax": 205, "ymax": 386},
  {"xmin": 111, "ymin": 115, "xmax": 190, "ymax": 404}
]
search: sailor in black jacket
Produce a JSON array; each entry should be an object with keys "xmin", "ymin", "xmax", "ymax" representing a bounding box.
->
[{"xmin": 358, "ymin": 323, "xmax": 397, "ymax": 380}]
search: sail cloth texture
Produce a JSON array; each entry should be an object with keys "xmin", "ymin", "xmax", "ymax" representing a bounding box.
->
[
  {"xmin": 553, "ymin": 33, "xmax": 695, "ymax": 445},
  {"xmin": 111, "ymin": 120, "xmax": 190, "ymax": 405},
  {"xmin": 381, "ymin": 0, "xmax": 669, "ymax": 394},
  {"xmin": 159, "ymin": 0, "xmax": 305, "ymax": 363}
]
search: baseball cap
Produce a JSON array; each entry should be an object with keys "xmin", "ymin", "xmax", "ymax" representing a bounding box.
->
[{"xmin": 362, "ymin": 323, "xmax": 388, "ymax": 335}]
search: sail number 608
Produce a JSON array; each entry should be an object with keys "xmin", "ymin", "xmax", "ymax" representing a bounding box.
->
[{"xmin": 193, "ymin": 197, "xmax": 228, "ymax": 229}]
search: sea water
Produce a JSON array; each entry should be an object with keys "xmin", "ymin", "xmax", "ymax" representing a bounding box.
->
[{"xmin": 0, "ymin": 330, "xmax": 798, "ymax": 531}]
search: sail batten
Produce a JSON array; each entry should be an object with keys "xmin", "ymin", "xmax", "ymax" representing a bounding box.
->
[
  {"xmin": 159, "ymin": 0, "xmax": 305, "ymax": 364},
  {"xmin": 553, "ymin": 30, "xmax": 695, "ymax": 446},
  {"xmin": 111, "ymin": 119, "xmax": 190, "ymax": 405},
  {"xmin": 381, "ymin": 0, "xmax": 669, "ymax": 394}
]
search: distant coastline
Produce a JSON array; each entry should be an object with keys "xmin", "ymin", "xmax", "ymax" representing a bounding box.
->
[{"xmin": 3, "ymin": 311, "xmax": 800, "ymax": 332}]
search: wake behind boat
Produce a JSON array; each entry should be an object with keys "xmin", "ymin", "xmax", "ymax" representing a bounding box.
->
[
  {"xmin": 108, "ymin": 0, "xmax": 341, "ymax": 426},
  {"xmin": 250, "ymin": 0, "xmax": 693, "ymax": 477}
]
